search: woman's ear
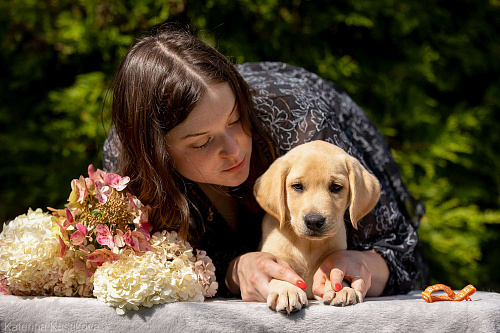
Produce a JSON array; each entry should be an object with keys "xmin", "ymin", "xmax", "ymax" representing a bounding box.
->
[
  {"xmin": 346, "ymin": 156, "xmax": 381, "ymax": 229},
  {"xmin": 253, "ymin": 157, "xmax": 290, "ymax": 228}
]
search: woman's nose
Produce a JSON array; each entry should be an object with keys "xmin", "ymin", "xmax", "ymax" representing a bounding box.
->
[{"xmin": 219, "ymin": 133, "xmax": 240, "ymax": 158}]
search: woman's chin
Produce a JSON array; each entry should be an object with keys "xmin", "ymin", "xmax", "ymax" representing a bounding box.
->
[{"xmin": 220, "ymin": 169, "xmax": 250, "ymax": 187}]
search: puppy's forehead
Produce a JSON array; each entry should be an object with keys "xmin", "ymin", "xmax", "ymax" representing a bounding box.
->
[
  {"xmin": 287, "ymin": 141, "xmax": 349, "ymax": 159},
  {"xmin": 287, "ymin": 150, "xmax": 349, "ymax": 180}
]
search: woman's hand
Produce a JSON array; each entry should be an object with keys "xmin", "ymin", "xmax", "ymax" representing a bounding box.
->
[
  {"xmin": 312, "ymin": 250, "xmax": 389, "ymax": 298},
  {"xmin": 226, "ymin": 252, "xmax": 306, "ymax": 302}
]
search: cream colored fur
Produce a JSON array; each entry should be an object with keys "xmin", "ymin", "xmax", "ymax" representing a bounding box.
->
[{"xmin": 254, "ymin": 141, "xmax": 381, "ymax": 313}]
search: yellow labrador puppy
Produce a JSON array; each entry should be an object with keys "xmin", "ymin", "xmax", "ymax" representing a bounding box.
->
[{"xmin": 254, "ymin": 140, "xmax": 380, "ymax": 313}]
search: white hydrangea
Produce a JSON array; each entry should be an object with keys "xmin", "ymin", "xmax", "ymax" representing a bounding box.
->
[
  {"xmin": 1, "ymin": 209, "xmax": 218, "ymax": 313},
  {"xmin": 0, "ymin": 208, "xmax": 93, "ymax": 296},
  {"xmin": 151, "ymin": 231, "xmax": 218, "ymax": 298},
  {"xmin": 93, "ymin": 231, "xmax": 218, "ymax": 315}
]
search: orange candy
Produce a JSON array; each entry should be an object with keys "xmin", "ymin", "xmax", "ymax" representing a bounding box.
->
[{"xmin": 422, "ymin": 284, "xmax": 476, "ymax": 303}]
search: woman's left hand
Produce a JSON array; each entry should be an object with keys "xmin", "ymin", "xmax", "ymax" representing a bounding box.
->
[{"xmin": 312, "ymin": 250, "xmax": 389, "ymax": 298}]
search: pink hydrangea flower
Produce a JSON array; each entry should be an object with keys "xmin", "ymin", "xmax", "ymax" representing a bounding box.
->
[
  {"xmin": 123, "ymin": 230, "xmax": 151, "ymax": 253},
  {"xmin": 70, "ymin": 223, "xmax": 88, "ymax": 246},
  {"xmin": 104, "ymin": 173, "xmax": 130, "ymax": 191},
  {"xmin": 87, "ymin": 165, "xmax": 106, "ymax": 184},
  {"xmin": 86, "ymin": 249, "xmax": 120, "ymax": 266},
  {"xmin": 122, "ymin": 230, "xmax": 138, "ymax": 249},
  {"xmin": 94, "ymin": 180, "xmax": 112, "ymax": 204},
  {"xmin": 127, "ymin": 192, "xmax": 140, "ymax": 210},
  {"xmin": 96, "ymin": 224, "xmax": 114, "ymax": 249},
  {"xmin": 137, "ymin": 222, "xmax": 153, "ymax": 241},
  {"xmin": 71, "ymin": 176, "xmax": 88, "ymax": 204}
]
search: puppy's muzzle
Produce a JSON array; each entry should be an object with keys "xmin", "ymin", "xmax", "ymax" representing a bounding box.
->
[{"xmin": 304, "ymin": 213, "xmax": 326, "ymax": 232}]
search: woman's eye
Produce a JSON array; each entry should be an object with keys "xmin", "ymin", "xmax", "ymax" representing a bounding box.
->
[
  {"xmin": 291, "ymin": 183, "xmax": 303, "ymax": 192},
  {"xmin": 193, "ymin": 137, "xmax": 213, "ymax": 150},
  {"xmin": 229, "ymin": 116, "xmax": 241, "ymax": 126}
]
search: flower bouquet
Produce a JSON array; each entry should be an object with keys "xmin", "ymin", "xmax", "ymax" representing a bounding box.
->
[{"xmin": 0, "ymin": 165, "xmax": 218, "ymax": 314}]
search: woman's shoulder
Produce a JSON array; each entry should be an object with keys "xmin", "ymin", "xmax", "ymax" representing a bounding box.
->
[
  {"xmin": 237, "ymin": 61, "xmax": 303, "ymax": 75},
  {"xmin": 236, "ymin": 61, "xmax": 344, "ymax": 96},
  {"xmin": 237, "ymin": 61, "xmax": 318, "ymax": 82}
]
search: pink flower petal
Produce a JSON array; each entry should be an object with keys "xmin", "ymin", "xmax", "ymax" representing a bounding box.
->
[
  {"xmin": 88, "ymin": 165, "xmax": 106, "ymax": 182},
  {"xmin": 80, "ymin": 245, "xmax": 92, "ymax": 254},
  {"xmin": 73, "ymin": 257, "xmax": 86, "ymax": 271},
  {"xmin": 53, "ymin": 218, "xmax": 67, "ymax": 236},
  {"xmin": 104, "ymin": 173, "xmax": 130, "ymax": 191},
  {"xmin": 123, "ymin": 230, "xmax": 139, "ymax": 250},
  {"xmin": 96, "ymin": 224, "xmax": 114, "ymax": 249},
  {"xmin": 95, "ymin": 224, "xmax": 109, "ymax": 234},
  {"xmin": 127, "ymin": 192, "xmax": 138, "ymax": 210},
  {"xmin": 76, "ymin": 223, "xmax": 88, "ymax": 236},
  {"xmin": 70, "ymin": 230, "xmax": 86, "ymax": 246},
  {"xmin": 140, "ymin": 222, "xmax": 153, "ymax": 233},
  {"xmin": 136, "ymin": 222, "xmax": 152, "ymax": 241},
  {"xmin": 71, "ymin": 176, "xmax": 89, "ymax": 204},
  {"xmin": 65, "ymin": 208, "xmax": 74, "ymax": 224},
  {"xmin": 94, "ymin": 180, "xmax": 112, "ymax": 204},
  {"xmin": 86, "ymin": 249, "xmax": 120, "ymax": 266},
  {"xmin": 127, "ymin": 231, "xmax": 151, "ymax": 253},
  {"xmin": 57, "ymin": 235, "xmax": 67, "ymax": 257},
  {"xmin": 114, "ymin": 230, "xmax": 125, "ymax": 248},
  {"xmin": 138, "ymin": 238, "xmax": 152, "ymax": 252},
  {"xmin": 88, "ymin": 164, "xmax": 96, "ymax": 181},
  {"xmin": 0, "ymin": 275, "xmax": 12, "ymax": 295}
]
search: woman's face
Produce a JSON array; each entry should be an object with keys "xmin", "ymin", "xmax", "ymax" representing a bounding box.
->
[{"xmin": 165, "ymin": 82, "xmax": 253, "ymax": 187}]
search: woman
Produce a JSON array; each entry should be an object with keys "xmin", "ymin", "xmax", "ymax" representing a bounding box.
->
[{"xmin": 103, "ymin": 24, "xmax": 427, "ymax": 301}]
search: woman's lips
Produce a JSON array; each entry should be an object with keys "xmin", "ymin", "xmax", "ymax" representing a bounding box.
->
[{"xmin": 223, "ymin": 157, "xmax": 245, "ymax": 173}]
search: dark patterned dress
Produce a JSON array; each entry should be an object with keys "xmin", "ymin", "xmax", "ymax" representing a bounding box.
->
[{"xmin": 103, "ymin": 62, "xmax": 428, "ymax": 297}]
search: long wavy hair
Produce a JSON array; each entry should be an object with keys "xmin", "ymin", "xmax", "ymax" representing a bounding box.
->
[{"xmin": 111, "ymin": 24, "xmax": 275, "ymax": 238}]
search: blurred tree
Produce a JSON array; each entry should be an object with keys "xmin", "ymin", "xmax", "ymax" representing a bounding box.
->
[{"xmin": 0, "ymin": 0, "xmax": 498, "ymax": 292}]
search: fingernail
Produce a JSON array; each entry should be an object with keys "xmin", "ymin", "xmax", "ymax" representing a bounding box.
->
[
  {"xmin": 334, "ymin": 283, "xmax": 342, "ymax": 292},
  {"xmin": 296, "ymin": 280, "xmax": 307, "ymax": 289},
  {"xmin": 321, "ymin": 294, "xmax": 324, "ymax": 298}
]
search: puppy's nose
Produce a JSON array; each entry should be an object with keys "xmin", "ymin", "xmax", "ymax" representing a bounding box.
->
[{"xmin": 304, "ymin": 213, "xmax": 326, "ymax": 231}]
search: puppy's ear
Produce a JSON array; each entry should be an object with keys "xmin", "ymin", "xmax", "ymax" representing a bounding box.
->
[
  {"xmin": 253, "ymin": 157, "xmax": 290, "ymax": 228},
  {"xmin": 346, "ymin": 156, "xmax": 381, "ymax": 229}
]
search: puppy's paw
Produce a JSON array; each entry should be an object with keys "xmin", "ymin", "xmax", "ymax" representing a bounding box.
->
[
  {"xmin": 323, "ymin": 287, "xmax": 362, "ymax": 307},
  {"xmin": 267, "ymin": 279, "xmax": 308, "ymax": 314}
]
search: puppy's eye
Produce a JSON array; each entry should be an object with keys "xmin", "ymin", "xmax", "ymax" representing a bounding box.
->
[
  {"xmin": 291, "ymin": 183, "xmax": 304, "ymax": 192},
  {"xmin": 330, "ymin": 183, "xmax": 343, "ymax": 193}
]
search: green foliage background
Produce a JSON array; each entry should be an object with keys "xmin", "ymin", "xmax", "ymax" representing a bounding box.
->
[{"xmin": 1, "ymin": 0, "xmax": 499, "ymax": 292}]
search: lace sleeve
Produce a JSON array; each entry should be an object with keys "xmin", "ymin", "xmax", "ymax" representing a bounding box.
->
[{"xmin": 102, "ymin": 127, "xmax": 121, "ymax": 173}]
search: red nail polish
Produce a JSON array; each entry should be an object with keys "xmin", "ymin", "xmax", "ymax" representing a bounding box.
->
[
  {"xmin": 321, "ymin": 294, "xmax": 324, "ymax": 298},
  {"xmin": 334, "ymin": 283, "xmax": 342, "ymax": 292},
  {"xmin": 296, "ymin": 280, "xmax": 307, "ymax": 289}
]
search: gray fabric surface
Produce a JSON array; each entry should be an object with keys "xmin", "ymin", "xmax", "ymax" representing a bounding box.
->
[{"xmin": 1, "ymin": 291, "xmax": 499, "ymax": 332}]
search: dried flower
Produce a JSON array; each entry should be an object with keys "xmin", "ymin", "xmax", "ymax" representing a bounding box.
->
[
  {"xmin": 57, "ymin": 165, "xmax": 152, "ymax": 261},
  {"xmin": 93, "ymin": 231, "xmax": 218, "ymax": 315},
  {"xmin": 0, "ymin": 208, "xmax": 93, "ymax": 297},
  {"xmin": 0, "ymin": 166, "xmax": 218, "ymax": 313}
]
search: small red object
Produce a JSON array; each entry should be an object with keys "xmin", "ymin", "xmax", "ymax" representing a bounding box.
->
[
  {"xmin": 296, "ymin": 280, "xmax": 307, "ymax": 289},
  {"xmin": 334, "ymin": 283, "xmax": 342, "ymax": 292}
]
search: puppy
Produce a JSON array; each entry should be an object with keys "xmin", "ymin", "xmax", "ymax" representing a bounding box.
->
[{"xmin": 254, "ymin": 141, "xmax": 380, "ymax": 313}]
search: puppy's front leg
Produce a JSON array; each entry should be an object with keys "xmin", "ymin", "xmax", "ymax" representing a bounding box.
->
[
  {"xmin": 322, "ymin": 278, "xmax": 363, "ymax": 307},
  {"xmin": 267, "ymin": 279, "xmax": 308, "ymax": 314}
]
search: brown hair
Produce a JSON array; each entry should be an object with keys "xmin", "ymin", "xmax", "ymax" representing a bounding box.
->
[{"xmin": 111, "ymin": 24, "xmax": 275, "ymax": 238}]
